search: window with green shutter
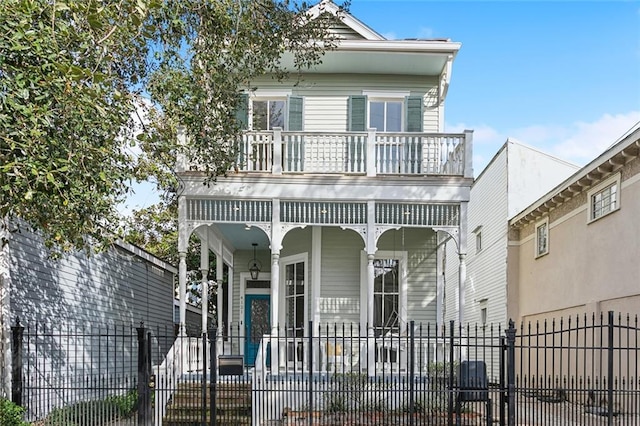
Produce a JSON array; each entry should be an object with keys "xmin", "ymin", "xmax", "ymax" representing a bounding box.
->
[
  {"xmin": 235, "ymin": 93, "xmax": 249, "ymax": 130},
  {"xmin": 348, "ymin": 95, "xmax": 367, "ymax": 131},
  {"xmin": 405, "ymin": 96, "xmax": 423, "ymax": 132},
  {"xmin": 287, "ymin": 96, "xmax": 304, "ymax": 131}
]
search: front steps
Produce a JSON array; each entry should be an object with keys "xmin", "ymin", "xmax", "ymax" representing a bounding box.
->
[{"xmin": 163, "ymin": 381, "xmax": 252, "ymax": 425}]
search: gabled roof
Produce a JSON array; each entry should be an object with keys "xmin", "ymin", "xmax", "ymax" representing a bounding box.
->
[
  {"xmin": 307, "ymin": 0, "xmax": 385, "ymax": 41},
  {"xmin": 510, "ymin": 124, "xmax": 640, "ymax": 227}
]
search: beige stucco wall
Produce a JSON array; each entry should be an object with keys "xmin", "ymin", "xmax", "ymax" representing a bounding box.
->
[{"xmin": 508, "ymin": 156, "xmax": 640, "ymax": 324}]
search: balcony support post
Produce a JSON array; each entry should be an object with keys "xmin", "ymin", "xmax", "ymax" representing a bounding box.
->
[
  {"xmin": 273, "ymin": 127, "xmax": 283, "ymax": 175},
  {"xmin": 366, "ymin": 128, "xmax": 377, "ymax": 177},
  {"xmin": 464, "ymin": 129, "xmax": 474, "ymax": 178},
  {"xmin": 270, "ymin": 198, "xmax": 282, "ymax": 372},
  {"xmin": 200, "ymin": 233, "xmax": 209, "ymax": 334}
]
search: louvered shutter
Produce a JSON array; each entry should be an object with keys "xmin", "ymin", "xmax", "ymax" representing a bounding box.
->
[{"xmin": 348, "ymin": 95, "xmax": 367, "ymax": 131}]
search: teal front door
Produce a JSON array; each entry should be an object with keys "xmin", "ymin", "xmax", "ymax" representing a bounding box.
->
[{"xmin": 245, "ymin": 294, "xmax": 271, "ymax": 366}]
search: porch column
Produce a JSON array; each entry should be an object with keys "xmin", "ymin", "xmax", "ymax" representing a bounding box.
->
[
  {"xmin": 216, "ymin": 254, "xmax": 224, "ymax": 331},
  {"xmin": 458, "ymin": 202, "xmax": 468, "ymax": 324},
  {"xmin": 177, "ymin": 194, "xmax": 188, "ymax": 335},
  {"xmin": 365, "ymin": 200, "xmax": 376, "ymax": 374},
  {"xmin": 178, "ymin": 252, "xmax": 187, "ymax": 335},
  {"xmin": 227, "ymin": 264, "xmax": 233, "ymax": 337},
  {"xmin": 270, "ymin": 198, "xmax": 282, "ymax": 372},
  {"xmin": 311, "ymin": 226, "xmax": 322, "ymax": 327},
  {"xmin": 200, "ymin": 236, "xmax": 209, "ymax": 334}
]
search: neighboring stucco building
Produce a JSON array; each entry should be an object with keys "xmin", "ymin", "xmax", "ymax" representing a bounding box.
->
[
  {"xmin": 443, "ymin": 139, "xmax": 579, "ymax": 327},
  {"xmin": 507, "ymin": 125, "xmax": 640, "ymax": 325}
]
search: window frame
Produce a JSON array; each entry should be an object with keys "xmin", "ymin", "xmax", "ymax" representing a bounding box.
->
[
  {"xmin": 361, "ymin": 250, "xmax": 408, "ymax": 336},
  {"xmin": 535, "ymin": 218, "xmax": 549, "ymax": 258},
  {"xmin": 280, "ymin": 253, "xmax": 308, "ymax": 337},
  {"xmin": 367, "ymin": 98, "xmax": 404, "ymax": 133},
  {"xmin": 250, "ymin": 98, "xmax": 286, "ymax": 131},
  {"xmin": 587, "ymin": 173, "xmax": 621, "ymax": 223},
  {"xmin": 473, "ymin": 225, "xmax": 483, "ymax": 254}
]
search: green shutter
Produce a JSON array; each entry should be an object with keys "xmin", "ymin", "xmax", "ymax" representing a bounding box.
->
[
  {"xmin": 405, "ymin": 96, "xmax": 423, "ymax": 132},
  {"xmin": 235, "ymin": 93, "xmax": 249, "ymax": 130},
  {"xmin": 287, "ymin": 96, "xmax": 304, "ymax": 131},
  {"xmin": 348, "ymin": 95, "xmax": 367, "ymax": 131}
]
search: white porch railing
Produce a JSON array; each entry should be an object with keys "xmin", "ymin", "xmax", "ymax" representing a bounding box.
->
[
  {"xmin": 254, "ymin": 334, "xmax": 452, "ymax": 376},
  {"xmin": 231, "ymin": 129, "xmax": 472, "ymax": 177}
]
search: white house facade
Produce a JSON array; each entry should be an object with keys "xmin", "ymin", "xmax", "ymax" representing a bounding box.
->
[{"xmin": 175, "ymin": 1, "xmax": 474, "ymax": 373}]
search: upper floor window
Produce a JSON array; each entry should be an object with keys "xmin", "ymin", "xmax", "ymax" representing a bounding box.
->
[
  {"xmin": 252, "ymin": 100, "xmax": 285, "ymax": 130},
  {"xmin": 235, "ymin": 93, "xmax": 303, "ymax": 131},
  {"xmin": 535, "ymin": 219, "xmax": 549, "ymax": 258},
  {"xmin": 348, "ymin": 94, "xmax": 423, "ymax": 132},
  {"xmin": 588, "ymin": 173, "xmax": 620, "ymax": 222},
  {"xmin": 369, "ymin": 100, "xmax": 402, "ymax": 132}
]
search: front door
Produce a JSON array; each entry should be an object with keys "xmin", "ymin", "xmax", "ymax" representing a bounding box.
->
[{"xmin": 244, "ymin": 294, "xmax": 270, "ymax": 366}]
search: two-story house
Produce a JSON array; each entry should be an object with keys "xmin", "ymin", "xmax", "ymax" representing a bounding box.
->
[{"xmin": 174, "ymin": 0, "xmax": 473, "ymax": 373}]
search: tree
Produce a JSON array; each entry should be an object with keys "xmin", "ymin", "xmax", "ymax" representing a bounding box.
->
[
  {"xmin": 1, "ymin": 0, "xmax": 342, "ymax": 254},
  {"xmin": 1, "ymin": 0, "xmax": 153, "ymax": 252},
  {"xmin": 137, "ymin": 0, "xmax": 342, "ymax": 189}
]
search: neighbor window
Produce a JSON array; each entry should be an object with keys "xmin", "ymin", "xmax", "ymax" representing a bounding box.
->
[
  {"xmin": 252, "ymin": 99, "xmax": 285, "ymax": 130},
  {"xmin": 369, "ymin": 100, "xmax": 402, "ymax": 132},
  {"xmin": 535, "ymin": 219, "xmax": 549, "ymax": 258},
  {"xmin": 588, "ymin": 173, "xmax": 620, "ymax": 222}
]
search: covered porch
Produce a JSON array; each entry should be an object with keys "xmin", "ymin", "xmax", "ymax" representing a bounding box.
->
[{"xmin": 175, "ymin": 199, "xmax": 470, "ymax": 375}]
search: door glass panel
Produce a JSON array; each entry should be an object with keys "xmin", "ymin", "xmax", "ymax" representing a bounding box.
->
[
  {"xmin": 373, "ymin": 259, "xmax": 399, "ymax": 336},
  {"xmin": 250, "ymin": 298, "xmax": 270, "ymax": 344}
]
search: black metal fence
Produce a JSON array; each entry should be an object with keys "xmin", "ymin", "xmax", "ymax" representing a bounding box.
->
[{"xmin": 6, "ymin": 312, "xmax": 639, "ymax": 425}]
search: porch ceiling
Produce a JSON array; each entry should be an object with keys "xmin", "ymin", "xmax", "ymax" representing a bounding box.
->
[
  {"xmin": 279, "ymin": 40, "xmax": 459, "ymax": 76},
  {"xmin": 214, "ymin": 223, "xmax": 271, "ymax": 251}
]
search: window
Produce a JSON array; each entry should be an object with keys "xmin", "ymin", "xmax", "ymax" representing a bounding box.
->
[
  {"xmin": 252, "ymin": 100, "xmax": 285, "ymax": 130},
  {"xmin": 369, "ymin": 100, "xmax": 402, "ymax": 132},
  {"xmin": 476, "ymin": 232, "xmax": 482, "ymax": 252},
  {"xmin": 535, "ymin": 219, "xmax": 549, "ymax": 258},
  {"xmin": 588, "ymin": 173, "xmax": 620, "ymax": 222},
  {"xmin": 284, "ymin": 261, "xmax": 305, "ymax": 337},
  {"xmin": 480, "ymin": 307, "xmax": 487, "ymax": 325},
  {"xmin": 373, "ymin": 259, "xmax": 399, "ymax": 336}
]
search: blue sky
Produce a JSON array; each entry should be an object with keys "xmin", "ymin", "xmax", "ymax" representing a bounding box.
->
[
  {"xmin": 121, "ymin": 0, "xmax": 640, "ymax": 214},
  {"xmin": 350, "ymin": 0, "xmax": 640, "ymax": 172}
]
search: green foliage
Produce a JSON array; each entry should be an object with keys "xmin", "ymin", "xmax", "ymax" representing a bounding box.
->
[
  {"xmin": 324, "ymin": 372, "xmax": 369, "ymax": 413},
  {"xmin": 43, "ymin": 389, "xmax": 138, "ymax": 425},
  {"xmin": 138, "ymin": 0, "xmax": 345, "ymax": 188},
  {"xmin": 0, "ymin": 398, "xmax": 28, "ymax": 426},
  {"xmin": 0, "ymin": 0, "xmax": 153, "ymax": 253},
  {"xmin": 1, "ymin": 0, "xmax": 342, "ymax": 255}
]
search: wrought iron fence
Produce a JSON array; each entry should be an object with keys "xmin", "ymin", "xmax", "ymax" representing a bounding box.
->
[{"xmin": 5, "ymin": 312, "xmax": 639, "ymax": 425}]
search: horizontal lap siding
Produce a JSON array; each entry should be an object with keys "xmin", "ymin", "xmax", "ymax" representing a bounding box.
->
[
  {"xmin": 9, "ymin": 228, "xmax": 175, "ymax": 330},
  {"xmin": 254, "ymin": 75, "xmax": 441, "ymax": 132},
  {"xmin": 376, "ymin": 228, "xmax": 438, "ymax": 324},
  {"xmin": 319, "ymin": 227, "xmax": 363, "ymax": 324},
  {"xmin": 465, "ymin": 150, "xmax": 508, "ymax": 327}
]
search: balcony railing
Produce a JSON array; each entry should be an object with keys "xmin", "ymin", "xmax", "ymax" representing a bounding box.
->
[{"xmin": 177, "ymin": 128, "xmax": 473, "ymax": 177}]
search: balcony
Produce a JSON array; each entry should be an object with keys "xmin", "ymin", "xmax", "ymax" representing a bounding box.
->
[{"xmin": 178, "ymin": 129, "xmax": 473, "ymax": 178}]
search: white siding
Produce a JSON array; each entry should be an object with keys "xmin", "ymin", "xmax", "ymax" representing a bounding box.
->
[
  {"xmin": 319, "ymin": 227, "xmax": 363, "ymax": 324},
  {"xmin": 444, "ymin": 141, "xmax": 580, "ymax": 328},
  {"xmin": 252, "ymin": 74, "xmax": 441, "ymax": 132}
]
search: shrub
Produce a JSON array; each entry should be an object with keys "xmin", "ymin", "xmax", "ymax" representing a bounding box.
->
[
  {"xmin": 43, "ymin": 389, "xmax": 138, "ymax": 425},
  {"xmin": 0, "ymin": 398, "xmax": 29, "ymax": 426}
]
